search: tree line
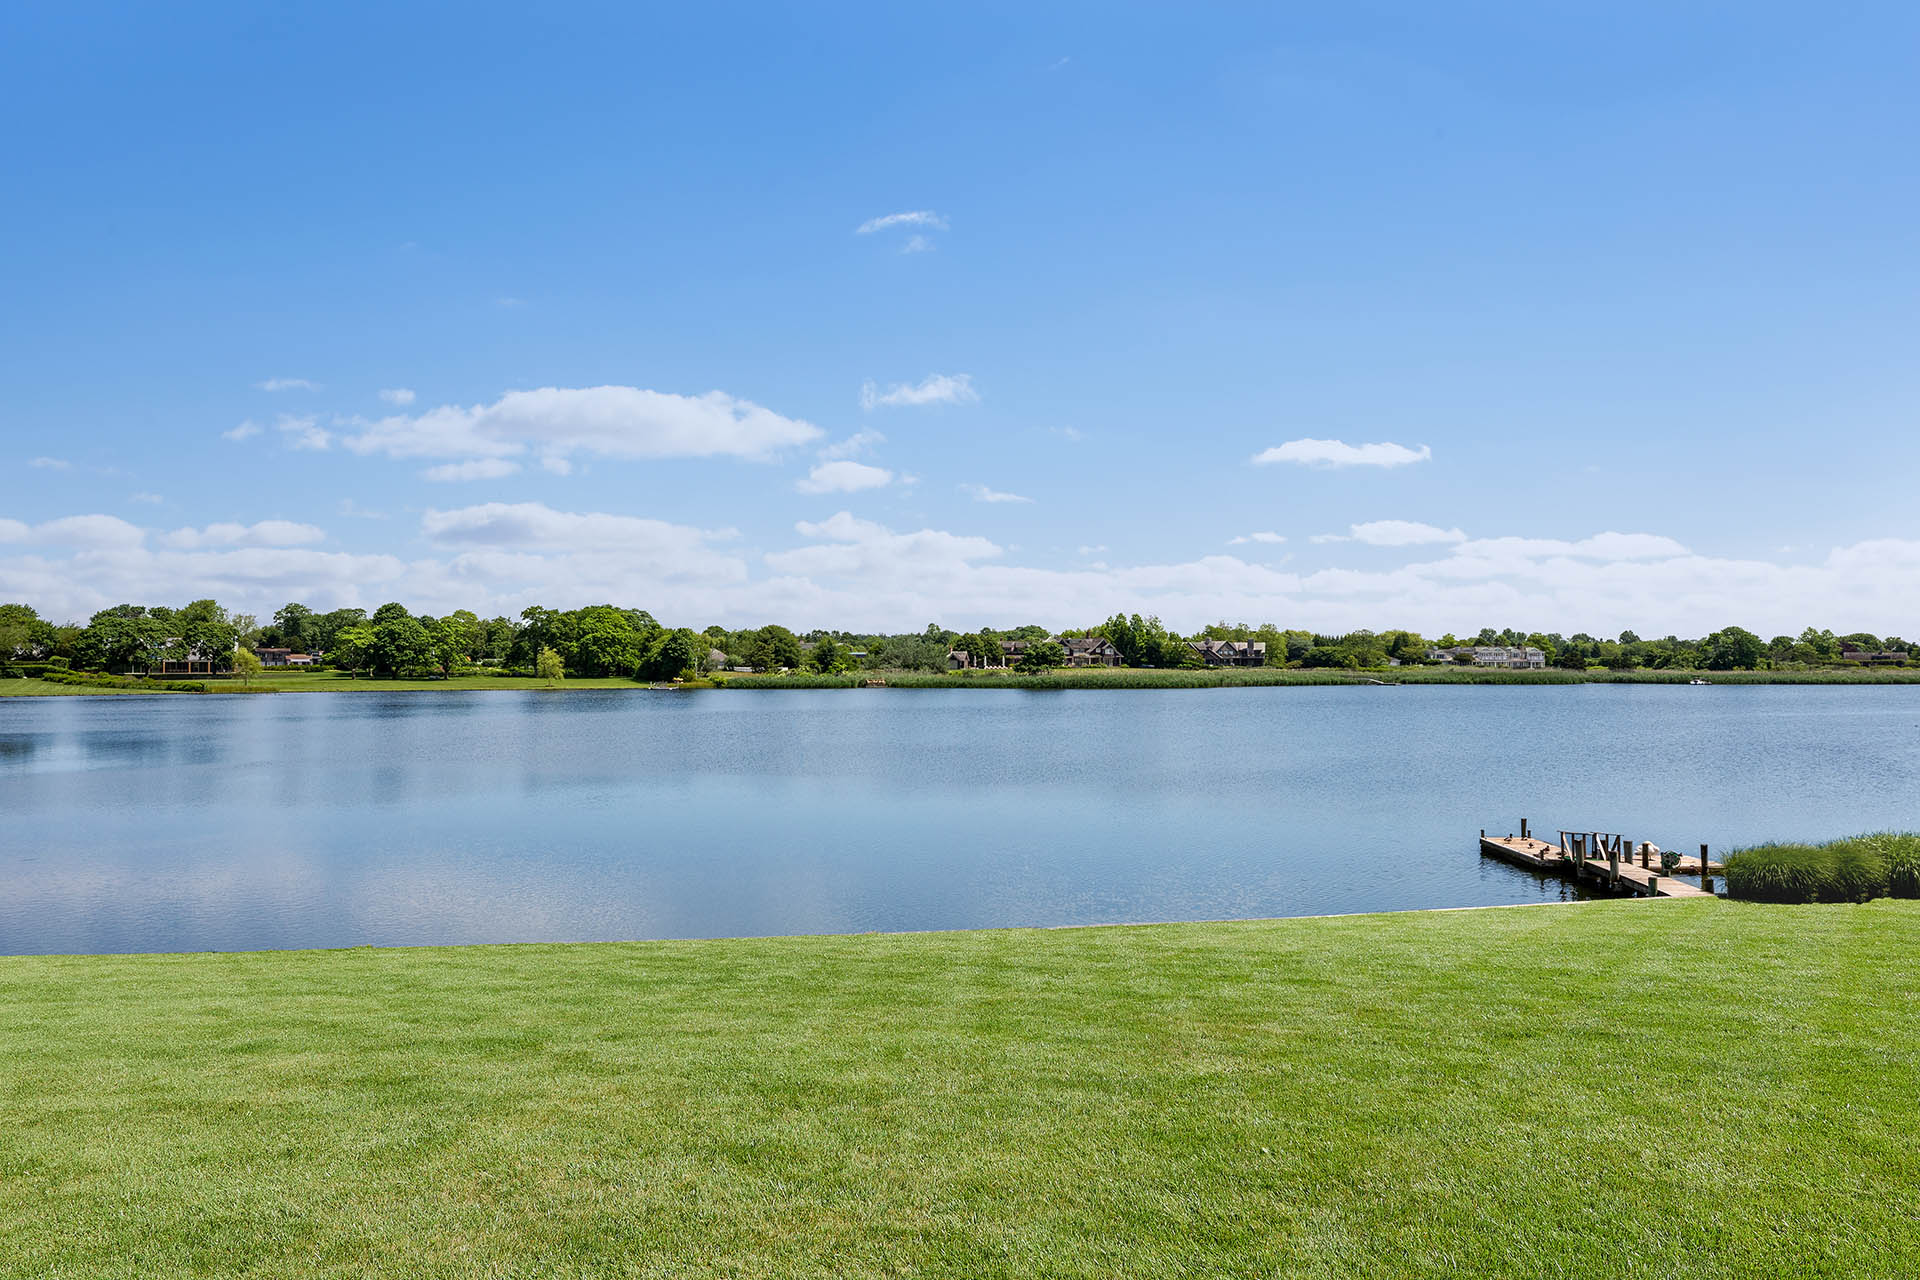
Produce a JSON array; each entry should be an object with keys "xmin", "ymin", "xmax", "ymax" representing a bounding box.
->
[{"xmin": 0, "ymin": 600, "xmax": 1912, "ymax": 680}]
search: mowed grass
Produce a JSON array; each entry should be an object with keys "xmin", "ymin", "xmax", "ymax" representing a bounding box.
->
[{"xmin": 3, "ymin": 900, "xmax": 1915, "ymax": 1278}]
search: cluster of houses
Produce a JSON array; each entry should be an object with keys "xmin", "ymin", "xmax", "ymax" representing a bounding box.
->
[
  {"xmin": 946, "ymin": 636, "xmax": 1269, "ymax": 669},
  {"xmin": 254, "ymin": 648, "xmax": 319, "ymax": 668},
  {"xmin": 1422, "ymin": 645, "xmax": 1548, "ymax": 669}
]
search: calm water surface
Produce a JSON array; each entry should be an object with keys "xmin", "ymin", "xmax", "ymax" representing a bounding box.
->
[{"xmin": 2, "ymin": 686, "xmax": 1917, "ymax": 954}]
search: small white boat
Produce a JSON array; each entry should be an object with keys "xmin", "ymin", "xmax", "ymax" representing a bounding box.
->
[{"xmin": 1688, "ymin": 678, "xmax": 1710, "ymax": 686}]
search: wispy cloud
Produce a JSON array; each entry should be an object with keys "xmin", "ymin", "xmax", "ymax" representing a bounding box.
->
[
  {"xmin": 337, "ymin": 498, "xmax": 387, "ymax": 520},
  {"xmin": 422, "ymin": 459, "xmax": 521, "ymax": 483},
  {"xmin": 796, "ymin": 460, "xmax": 894, "ymax": 494},
  {"xmin": 494, "ymin": 296, "xmax": 525, "ymax": 308},
  {"xmin": 1049, "ymin": 426, "xmax": 1085, "ymax": 443},
  {"xmin": 129, "ymin": 492, "xmax": 164, "ymax": 505},
  {"xmin": 818, "ymin": 430, "xmax": 886, "ymax": 461},
  {"xmin": 276, "ymin": 414, "xmax": 332, "ymax": 451},
  {"xmin": 343, "ymin": 386, "xmax": 821, "ymax": 465},
  {"xmin": 28, "ymin": 456, "xmax": 70, "ymax": 470},
  {"xmin": 160, "ymin": 520, "xmax": 326, "ymax": 550},
  {"xmin": 960, "ymin": 483, "xmax": 1033, "ymax": 504},
  {"xmin": 222, "ymin": 421, "xmax": 263, "ymax": 442},
  {"xmin": 378, "ymin": 387, "xmax": 416, "ymax": 405},
  {"xmin": 1252, "ymin": 439, "xmax": 1432, "ymax": 468},
  {"xmin": 861, "ymin": 373, "xmax": 978, "ymax": 410},
  {"xmin": 1229, "ymin": 531, "xmax": 1286, "ymax": 545},
  {"xmin": 1348, "ymin": 519, "xmax": 1466, "ymax": 546},
  {"xmin": 255, "ymin": 377, "xmax": 319, "ymax": 392},
  {"xmin": 856, "ymin": 210, "xmax": 948, "ymax": 235}
]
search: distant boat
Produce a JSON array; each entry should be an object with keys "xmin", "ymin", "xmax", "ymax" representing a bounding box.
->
[{"xmin": 1688, "ymin": 678, "xmax": 1710, "ymax": 686}]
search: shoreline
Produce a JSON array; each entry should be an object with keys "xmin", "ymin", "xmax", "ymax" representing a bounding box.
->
[
  {"xmin": 7, "ymin": 667, "xmax": 1920, "ymax": 698},
  {"xmin": 1, "ymin": 895, "xmax": 1637, "ymax": 963}
]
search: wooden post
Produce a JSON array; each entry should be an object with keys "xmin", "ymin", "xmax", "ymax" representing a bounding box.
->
[
  {"xmin": 1701, "ymin": 843, "xmax": 1712, "ymax": 889},
  {"xmin": 1521, "ymin": 817, "xmax": 1530, "ymax": 840},
  {"xmin": 1608, "ymin": 842, "xmax": 1620, "ymax": 887},
  {"xmin": 1649, "ymin": 874, "xmax": 1660, "ymax": 894},
  {"xmin": 1640, "ymin": 841, "xmax": 1650, "ymax": 868}
]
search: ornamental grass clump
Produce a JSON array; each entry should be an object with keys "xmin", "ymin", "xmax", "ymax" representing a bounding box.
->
[
  {"xmin": 1854, "ymin": 832, "xmax": 1920, "ymax": 898},
  {"xmin": 1723, "ymin": 837, "xmax": 1900, "ymax": 903}
]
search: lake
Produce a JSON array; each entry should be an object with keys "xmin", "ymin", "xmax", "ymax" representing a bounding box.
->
[{"xmin": 2, "ymin": 685, "xmax": 1917, "ymax": 955}]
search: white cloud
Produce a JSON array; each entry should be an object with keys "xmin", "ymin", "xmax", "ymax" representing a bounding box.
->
[
  {"xmin": 256, "ymin": 378, "xmax": 319, "ymax": 392},
  {"xmin": 338, "ymin": 499, "xmax": 386, "ymax": 520},
  {"xmin": 1252, "ymin": 439, "xmax": 1432, "ymax": 468},
  {"xmin": 129, "ymin": 493, "xmax": 164, "ymax": 505},
  {"xmin": 422, "ymin": 459, "xmax": 521, "ymax": 483},
  {"xmin": 1078, "ymin": 544, "xmax": 1108, "ymax": 555},
  {"xmin": 1229, "ymin": 532, "xmax": 1287, "ymax": 545},
  {"xmin": 378, "ymin": 387, "xmax": 417, "ymax": 405},
  {"xmin": 818, "ymin": 430, "xmax": 886, "ymax": 460},
  {"xmin": 1347, "ymin": 520, "xmax": 1467, "ymax": 547},
  {"xmin": 28, "ymin": 456, "xmax": 70, "ymax": 470},
  {"xmin": 159, "ymin": 521, "xmax": 327, "ymax": 550},
  {"xmin": 343, "ymin": 385, "xmax": 821, "ymax": 465},
  {"xmin": 860, "ymin": 373, "xmax": 978, "ymax": 410},
  {"xmin": 796, "ymin": 460, "xmax": 893, "ymax": 494},
  {"xmin": 0, "ymin": 514, "xmax": 147, "ymax": 550},
  {"xmin": 856, "ymin": 210, "xmax": 949, "ymax": 235},
  {"xmin": 223, "ymin": 421, "xmax": 263, "ymax": 442},
  {"xmin": 960, "ymin": 483, "xmax": 1033, "ymax": 504},
  {"xmin": 276, "ymin": 414, "xmax": 332, "ymax": 451},
  {"xmin": 902, "ymin": 234, "xmax": 933, "ymax": 254}
]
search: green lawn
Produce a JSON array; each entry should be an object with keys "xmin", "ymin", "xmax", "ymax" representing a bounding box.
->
[{"xmin": 2, "ymin": 899, "xmax": 1914, "ymax": 1278}]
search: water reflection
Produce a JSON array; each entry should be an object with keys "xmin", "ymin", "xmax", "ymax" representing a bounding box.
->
[{"xmin": 1, "ymin": 685, "xmax": 1916, "ymax": 954}]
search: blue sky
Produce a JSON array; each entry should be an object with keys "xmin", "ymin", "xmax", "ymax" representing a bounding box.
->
[{"xmin": 5, "ymin": 2, "xmax": 1920, "ymax": 634}]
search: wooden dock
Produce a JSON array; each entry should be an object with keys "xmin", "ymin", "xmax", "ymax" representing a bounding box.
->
[{"xmin": 1480, "ymin": 823, "xmax": 1723, "ymax": 899}]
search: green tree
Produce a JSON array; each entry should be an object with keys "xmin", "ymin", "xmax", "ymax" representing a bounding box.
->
[
  {"xmin": 308, "ymin": 608, "xmax": 366, "ymax": 656},
  {"xmin": 749, "ymin": 625, "xmax": 804, "ymax": 672},
  {"xmin": 808, "ymin": 637, "xmax": 851, "ymax": 674},
  {"xmin": 641, "ymin": 628, "xmax": 699, "ymax": 681},
  {"xmin": 370, "ymin": 614, "xmax": 433, "ymax": 675},
  {"xmin": 536, "ymin": 645, "xmax": 565, "ymax": 686},
  {"xmin": 272, "ymin": 603, "xmax": 314, "ymax": 649},
  {"xmin": 0, "ymin": 603, "xmax": 57, "ymax": 663},
  {"xmin": 1700, "ymin": 626, "xmax": 1765, "ymax": 671},
  {"xmin": 230, "ymin": 647, "xmax": 263, "ymax": 685},
  {"xmin": 1016, "ymin": 639, "xmax": 1065, "ymax": 673},
  {"xmin": 330, "ymin": 624, "xmax": 376, "ymax": 676}
]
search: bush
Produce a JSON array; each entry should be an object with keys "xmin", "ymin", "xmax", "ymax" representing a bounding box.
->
[{"xmin": 1723, "ymin": 837, "xmax": 1899, "ymax": 903}]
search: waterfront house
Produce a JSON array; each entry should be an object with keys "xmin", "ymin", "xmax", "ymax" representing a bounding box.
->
[
  {"xmin": 1426, "ymin": 645, "xmax": 1546, "ymax": 669},
  {"xmin": 1059, "ymin": 636, "xmax": 1122, "ymax": 667},
  {"xmin": 1187, "ymin": 638, "xmax": 1267, "ymax": 667},
  {"xmin": 1838, "ymin": 642, "xmax": 1907, "ymax": 666}
]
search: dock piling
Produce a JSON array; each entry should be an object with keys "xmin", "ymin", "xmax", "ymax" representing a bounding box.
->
[{"xmin": 1521, "ymin": 817, "xmax": 1530, "ymax": 840}]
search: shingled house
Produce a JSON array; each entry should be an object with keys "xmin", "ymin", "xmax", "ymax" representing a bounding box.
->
[{"xmin": 1187, "ymin": 638, "xmax": 1267, "ymax": 667}]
